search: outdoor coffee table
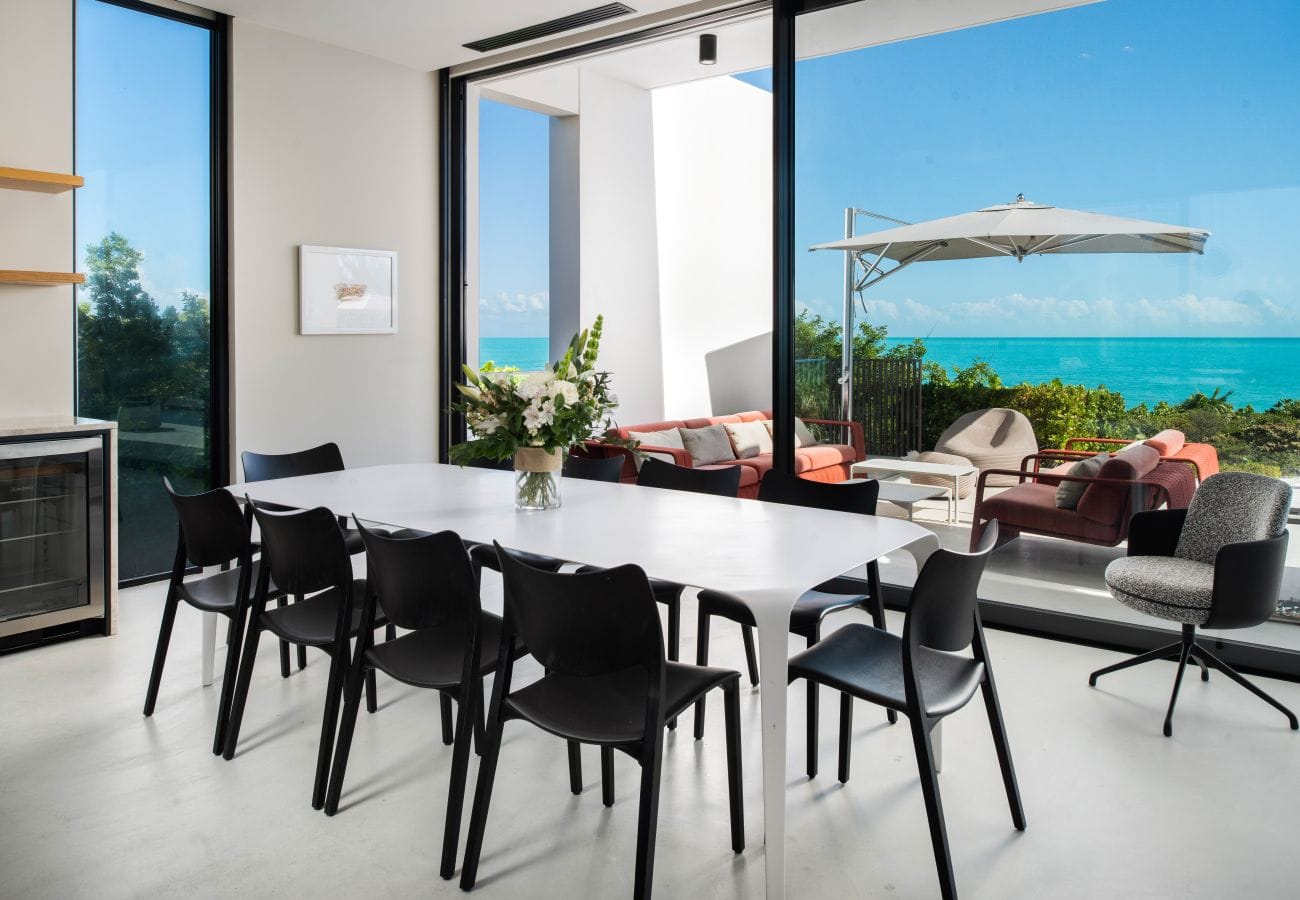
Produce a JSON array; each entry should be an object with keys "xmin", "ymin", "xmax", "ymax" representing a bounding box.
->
[
  {"xmin": 851, "ymin": 458, "xmax": 978, "ymax": 524},
  {"xmin": 843, "ymin": 477, "xmax": 947, "ymax": 521}
]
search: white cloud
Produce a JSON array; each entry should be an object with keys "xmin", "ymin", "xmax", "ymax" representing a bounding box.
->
[{"xmin": 479, "ymin": 291, "xmax": 549, "ymax": 315}]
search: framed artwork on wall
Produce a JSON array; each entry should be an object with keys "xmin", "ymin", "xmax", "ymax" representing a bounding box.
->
[{"xmin": 299, "ymin": 245, "xmax": 397, "ymax": 335}]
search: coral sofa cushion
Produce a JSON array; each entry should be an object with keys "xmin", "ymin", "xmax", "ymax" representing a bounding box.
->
[
  {"xmin": 1076, "ymin": 444, "xmax": 1160, "ymax": 524},
  {"xmin": 1055, "ymin": 453, "xmax": 1110, "ymax": 510},
  {"xmin": 795, "ymin": 443, "xmax": 857, "ymax": 474},
  {"xmin": 1145, "ymin": 429, "xmax": 1186, "ymax": 456},
  {"xmin": 724, "ymin": 420, "xmax": 773, "ymax": 459},
  {"xmin": 981, "ymin": 482, "xmax": 1128, "ymax": 544},
  {"xmin": 698, "ymin": 459, "xmax": 760, "ymax": 489},
  {"xmin": 679, "ymin": 424, "xmax": 737, "ymax": 466}
]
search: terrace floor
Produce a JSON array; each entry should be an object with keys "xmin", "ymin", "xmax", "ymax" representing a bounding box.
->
[{"xmin": 2, "ymin": 577, "xmax": 1299, "ymax": 898}]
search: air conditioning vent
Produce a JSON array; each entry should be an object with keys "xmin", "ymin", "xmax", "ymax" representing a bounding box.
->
[{"xmin": 463, "ymin": 3, "xmax": 636, "ymax": 54}]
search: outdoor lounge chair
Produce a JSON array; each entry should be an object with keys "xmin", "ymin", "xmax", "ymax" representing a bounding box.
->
[{"xmin": 1061, "ymin": 428, "xmax": 1219, "ymax": 481}]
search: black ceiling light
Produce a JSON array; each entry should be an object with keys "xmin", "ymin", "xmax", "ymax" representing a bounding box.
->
[{"xmin": 699, "ymin": 33, "xmax": 717, "ymax": 66}]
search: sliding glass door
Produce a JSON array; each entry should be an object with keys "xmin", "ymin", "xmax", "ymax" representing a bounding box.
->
[{"xmin": 75, "ymin": 0, "xmax": 226, "ymax": 581}]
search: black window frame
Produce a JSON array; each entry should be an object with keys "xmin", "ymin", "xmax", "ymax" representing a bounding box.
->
[{"xmin": 73, "ymin": 0, "xmax": 231, "ymax": 587}]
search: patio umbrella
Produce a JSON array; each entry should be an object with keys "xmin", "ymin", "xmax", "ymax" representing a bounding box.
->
[{"xmin": 809, "ymin": 195, "xmax": 1210, "ymax": 419}]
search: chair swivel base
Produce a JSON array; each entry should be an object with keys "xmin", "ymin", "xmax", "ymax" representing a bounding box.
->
[{"xmin": 1089, "ymin": 624, "xmax": 1299, "ymax": 736}]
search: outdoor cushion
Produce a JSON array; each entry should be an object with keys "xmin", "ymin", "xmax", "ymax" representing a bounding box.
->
[
  {"xmin": 1105, "ymin": 555, "xmax": 1215, "ymax": 625},
  {"xmin": 724, "ymin": 420, "xmax": 773, "ymax": 459},
  {"xmin": 1055, "ymin": 452, "xmax": 1110, "ymax": 510},
  {"xmin": 935, "ymin": 407, "xmax": 1038, "ymax": 487},
  {"xmin": 1145, "ymin": 429, "xmax": 1186, "ymax": 457},
  {"xmin": 1076, "ymin": 444, "xmax": 1160, "ymax": 524},
  {"xmin": 628, "ymin": 427, "xmax": 686, "ymax": 468},
  {"xmin": 795, "ymin": 443, "xmax": 856, "ymax": 473},
  {"xmin": 759, "ymin": 417, "xmax": 819, "ymax": 448},
  {"xmin": 678, "ymin": 424, "xmax": 736, "ymax": 466}
]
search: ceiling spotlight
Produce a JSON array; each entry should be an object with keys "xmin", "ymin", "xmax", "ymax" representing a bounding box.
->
[{"xmin": 699, "ymin": 33, "xmax": 717, "ymax": 65}]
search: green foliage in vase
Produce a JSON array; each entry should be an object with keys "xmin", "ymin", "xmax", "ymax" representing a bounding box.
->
[{"xmin": 449, "ymin": 315, "xmax": 623, "ymax": 465}]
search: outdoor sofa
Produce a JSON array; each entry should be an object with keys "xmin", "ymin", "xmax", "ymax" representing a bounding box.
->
[
  {"xmin": 1061, "ymin": 428, "xmax": 1219, "ymax": 481},
  {"xmin": 969, "ymin": 442, "xmax": 1198, "ymax": 551},
  {"xmin": 585, "ymin": 409, "xmax": 865, "ymax": 499}
]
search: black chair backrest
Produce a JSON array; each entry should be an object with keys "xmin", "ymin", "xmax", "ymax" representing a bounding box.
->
[
  {"xmin": 904, "ymin": 521, "xmax": 998, "ymax": 654},
  {"xmin": 356, "ymin": 522, "xmax": 478, "ymax": 631},
  {"xmin": 242, "ymin": 442, "xmax": 345, "ymax": 483},
  {"xmin": 164, "ymin": 477, "xmax": 250, "ymax": 568},
  {"xmin": 636, "ymin": 457, "xmax": 741, "ymax": 497},
  {"xmin": 496, "ymin": 544, "xmax": 664, "ymax": 678},
  {"xmin": 562, "ymin": 454, "xmax": 624, "ymax": 483},
  {"xmin": 251, "ymin": 502, "xmax": 352, "ymax": 596},
  {"xmin": 758, "ymin": 469, "xmax": 879, "ymax": 516}
]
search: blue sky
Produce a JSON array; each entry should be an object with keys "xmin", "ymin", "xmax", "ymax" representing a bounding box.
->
[
  {"xmin": 75, "ymin": 0, "xmax": 211, "ymax": 308},
  {"xmin": 479, "ymin": 0, "xmax": 1300, "ymax": 339}
]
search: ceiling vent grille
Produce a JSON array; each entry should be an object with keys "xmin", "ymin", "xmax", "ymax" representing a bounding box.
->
[{"xmin": 463, "ymin": 3, "xmax": 636, "ymax": 53}]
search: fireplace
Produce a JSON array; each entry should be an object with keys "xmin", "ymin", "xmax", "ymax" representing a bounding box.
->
[{"xmin": 0, "ymin": 431, "xmax": 110, "ymax": 651}]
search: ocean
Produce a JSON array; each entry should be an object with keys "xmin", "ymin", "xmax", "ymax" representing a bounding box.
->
[{"xmin": 479, "ymin": 336, "xmax": 1299, "ymax": 410}]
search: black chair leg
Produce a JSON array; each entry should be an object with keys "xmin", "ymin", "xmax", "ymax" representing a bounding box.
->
[
  {"xmin": 838, "ymin": 692, "xmax": 853, "ymax": 784},
  {"xmin": 601, "ymin": 746, "xmax": 615, "ymax": 807},
  {"xmin": 324, "ymin": 658, "xmax": 367, "ymax": 815},
  {"xmin": 1193, "ymin": 642, "xmax": 1300, "ymax": 730},
  {"xmin": 365, "ymin": 667, "xmax": 378, "ymax": 714},
  {"xmin": 866, "ymin": 562, "xmax": 898, "ymax": 726},
  {"xmin": 567, "ymin": 741, "xmax": 583, "ymax": 794},
  {"xmin": 741, "ymin": 624, "xmax": 759, "ymax": 687},
  {"xmin": 693, "ymin": 607, "xmax": 712, "ymax": 740},
  {"xmin": 459, "ymin": 709, "xmax": 507, "ymax": 890},
  {"xmin": 440, "ymin": 691, "xmax": 455, "ymax": 746},
  {"xmin": 1088, "ymin": 639, "xmax": 1182, "ymax": 686},
  {"xmin": 473, "ymin": 678, "xmax": 487, "ymax": 755},
  {"xmin": 222, "ymin": 623, "xmax": 263, "ymax": 760},
  {"xmin": 296, "ymin": 597, "xmax": 309, "ymax": 670},
  {"xmin": 440, "ymin": 678, "xmax": 477, "ymax": 880},
  {"xmin": 805, "ymin": 627, "xmax": 820, "ymax": 780},
  {"xmin": 143, "ymin": 587, "xmax": 181, "ymax": 716},
  {"xmin": 312, "ymin": 648, "xmax": 348, "ymax": 810},
  {"xmin": 1162, "ymin": 634, "xmax": 1194, "ymax": 738},
  {"xmin": 910, "ymin": 715, "xmax": 958, "ymax": 900},
  {"xmin": 632, "ymin": 729, "xmax": 666, "ymax": 900},
  {"xmin": 666, "ymin": 596, "xmax": 681, "ymax": 731},
  {"xmin": 213, "ymin": 611, "xmax": 246, "ymax": 755},
  {"xmin": 979, "ymin": 674, "xmax": 1025, "ymax": 829},
  {"xmin": 723, "ymin": 681, "xmax": 744, "ymax": 853},
  {"xmin": 277, "ymin": 596, "xmax": 291, "ymax": 678},
  {"xmin": 1189, "ymin": 650, "xmax": 1209, "ymax": 682}
]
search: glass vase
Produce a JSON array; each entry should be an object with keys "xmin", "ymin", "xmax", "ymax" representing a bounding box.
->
[{"xmin": 513, "ymin": 447, "xmax": 563, "ymax": 510}]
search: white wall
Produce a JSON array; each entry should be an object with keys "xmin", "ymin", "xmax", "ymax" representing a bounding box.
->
[
  {"xmin": 230, "ymin": 20, "xmax": 439, "ymax": 473},
  {"xmin": 0, "ymin": 0, "xmax": 75, "ymax": 417},
  {"xmin": 653, "ymin": 76, "xmax": 772, "ymax": 418}
]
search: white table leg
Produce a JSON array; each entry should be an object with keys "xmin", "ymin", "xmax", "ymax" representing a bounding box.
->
[
  {"xmin": 201, "ymin": 611, "xmax": 217, "ymax": 686},
  {"xmin": 754, "ymin": 601, "xmax": 794, "ymax": 900}
]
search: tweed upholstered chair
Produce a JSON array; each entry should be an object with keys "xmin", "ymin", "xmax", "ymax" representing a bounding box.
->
[{"xmin": 1090, "ymin": 472, "xmax": 1296, "ymax": 736}]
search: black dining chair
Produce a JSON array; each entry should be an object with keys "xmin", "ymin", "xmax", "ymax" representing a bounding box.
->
[
  {"xmin": 635, "ymin": 456, "xmax": 743, "ymax": 496},
  {"xmin": 693, "ymin": 471, "xmax": 890, "ymax": 778},
  {"xmin": 459, "ymin": 546, "xmax": 745, "ymax": 900},
  {"xmin": 562, "ymin": 452, "xmax": 626, "ymax": 482},
  {"xmin": 787, "ymin": 521, "xmax": 1024, "ymax": 900},
  {"xmin": 145, "ymin": 478, "xmax": 279, "ymax": 755},
  {"xmin": 324, "ymin": 524, "xmax": 527, "ymax": 879},
  {"xmin": 221, "ymin": 502, "xmax": 381, "ymax": 811},
  {"xmin": 242, "ymin": 442, "xmax": 391, "ymax": 675}
]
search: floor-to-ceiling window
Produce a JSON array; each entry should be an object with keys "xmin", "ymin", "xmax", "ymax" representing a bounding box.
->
[{"xmin": 75, "ymin": 0, "xmax": 225, "ymax": 581}]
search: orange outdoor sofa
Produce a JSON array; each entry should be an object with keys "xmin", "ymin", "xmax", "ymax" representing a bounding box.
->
[
  {"xmin": 584, "ymin": 410, "xmax": 865, "ymax": 499},
  {"xmin": 1061, "ymin": 428, "xmax": 1219, "ymax": 481}
]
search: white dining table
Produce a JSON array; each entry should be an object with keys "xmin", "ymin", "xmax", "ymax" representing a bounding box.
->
[{"xmin": 206, "ymin": 463, "xmax": 939, "ymax": 899}]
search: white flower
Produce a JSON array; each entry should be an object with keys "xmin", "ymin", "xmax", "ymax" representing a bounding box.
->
[
  {"xmin": 552, "ymin": 380, "xmax": 579, "ymax": 406},
  {"xmin": 522, "ymin": 398, "xmax": 556, "ymax": 433},
  {"xmin": 515, "ymin": 370, "xmax": 554, "ymax": 401},
  {"xmin": 477, "ymin": 414, "xmax": 502, "ymax": 435}
]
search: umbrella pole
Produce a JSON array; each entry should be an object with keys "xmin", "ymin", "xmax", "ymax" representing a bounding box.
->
[{"xmin": 840, "ymin": 207, "xmax": 856, "ymax": 424}]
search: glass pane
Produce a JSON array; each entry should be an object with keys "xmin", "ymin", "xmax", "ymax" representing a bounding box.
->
[
  {"xmin": 0, "ymin": 451, "xmax": 89, "ymax": 621},
  {"xmin": 75, "ymin": 0, "xmax": 214, "ymax": 579},
  {"xmin": 796, "ymin": 0, "xmax": 1300, "ymax": 651}
]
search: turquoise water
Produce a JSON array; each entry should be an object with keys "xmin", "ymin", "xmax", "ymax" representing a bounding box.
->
[{"xmin": 480, "ymin": 335, "xmax": 1299, "ymax": 410}]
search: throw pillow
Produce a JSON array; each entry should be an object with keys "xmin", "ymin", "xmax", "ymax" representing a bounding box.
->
[
  {"xmin": 679, "ymin": 424, "xmax": 737, "ymax": 466},
  {"xmin": 759, "ymin": 418, "xmax": 820, "ymax": 449},
  {"xmin": 1055, "ymin": 453, "xmax": 1109, "ymax": 509},
  {"xmin": 628, "ymin": 428, "xmax": 686, "ymax": 468},
  {"xmin": 724, "ymin": 420, "xmax": 773, "ymax": 459}
]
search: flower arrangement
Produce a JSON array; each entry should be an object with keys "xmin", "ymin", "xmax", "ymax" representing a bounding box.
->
[{"xmin": 449, "ymin": 315, "xmax": 620, "ymax": 507}]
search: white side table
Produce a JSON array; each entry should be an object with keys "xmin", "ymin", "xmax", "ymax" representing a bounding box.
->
[{"xmin": 851, "ymin": 458, "xmax": 977, "ymax": 524}]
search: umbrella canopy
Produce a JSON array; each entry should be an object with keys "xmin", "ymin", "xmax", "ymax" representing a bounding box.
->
[{"xmin": 811, "ymin": 195, "xmax": 1209, "ymax": 262}]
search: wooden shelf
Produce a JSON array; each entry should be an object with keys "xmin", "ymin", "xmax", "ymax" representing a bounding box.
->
[
  {"xmin": 0, "ymin": 166, "xmax": 83, "ymax": 193},
  {"xmin": 0, "ymin": 270, "xmax": 85, "ymax": 287}
]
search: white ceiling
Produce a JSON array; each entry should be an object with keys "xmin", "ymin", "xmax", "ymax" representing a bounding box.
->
[{"xmin": 199, "ymin": 0, "xmax": 696, "ymax": 71}]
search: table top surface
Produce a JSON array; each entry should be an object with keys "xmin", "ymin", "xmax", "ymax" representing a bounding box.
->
[
  {"xmin": 856, "ymin": 458, "xmax": 978, "ymax": 476},
  {"xmin": 235, "ymin": 463, "xmax": 932, "ymax": 610}
]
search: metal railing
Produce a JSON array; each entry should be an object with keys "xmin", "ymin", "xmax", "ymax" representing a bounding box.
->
[{"xmin": 795, "ymin": 357, "xmax": 922, "ymax": 457}]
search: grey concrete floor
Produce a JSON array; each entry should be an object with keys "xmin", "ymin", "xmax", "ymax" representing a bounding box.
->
[{"xmin": 2, "ymin": 576, "xmax": 1299, "ymax": 899}]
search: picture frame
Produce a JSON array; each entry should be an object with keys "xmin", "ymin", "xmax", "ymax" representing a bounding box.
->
[{"xmin": 298, "ymin": 245, "xmax": 398, "ymax": 335}]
